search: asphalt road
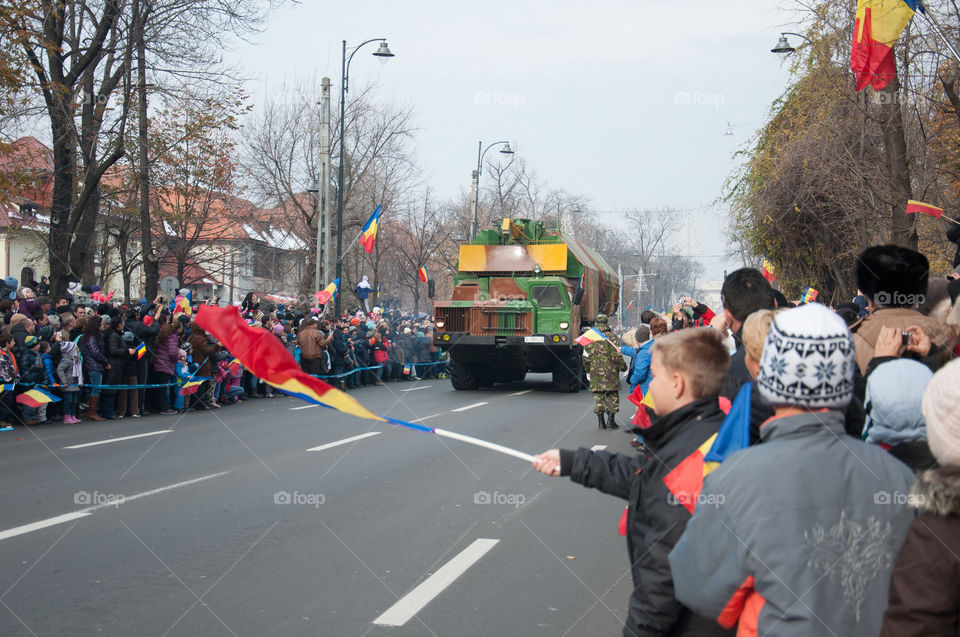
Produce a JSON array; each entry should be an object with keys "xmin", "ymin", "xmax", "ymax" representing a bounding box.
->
[{"xmin": 0, "ymin": 374, "xmax": 640, "ymax": 636}]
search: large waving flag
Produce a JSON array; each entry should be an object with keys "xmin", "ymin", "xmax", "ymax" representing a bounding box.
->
[
  {"xmin": 359, "ymin": 205, "xmax": 381, "ymax": 254},
  {"xmin": 314, "ymin": 278, "xmax": 339, "ymax": 306},
  {"xmin": 575, "ymin": 327, "xmax": 605, "ymax": 347},
  {"xmin": 851, "ymin": 0, "xmax": 919, "ymax": 91},
  {"xmin": 196, "ymin": 306, "xmax": 390, "ymax": 421}
]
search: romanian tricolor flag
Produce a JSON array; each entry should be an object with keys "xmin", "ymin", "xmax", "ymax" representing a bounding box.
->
[
  {"xmin": 851, "ymin": 0, "xmax": 920, "ymax": 91},
  {"xmin": 135, "ymin": 342, "xmax": 147, "ymax": 360},
  {"xmin": 0, "ymin": 383, "xmax": 14, "ymax": 393},
  {"xmin": 905, "ymin": 199, "xmax": 944, "ymax": 218},
  {"xmin": 195, "ymin": 306, "xmax": 387, "ymax": 422},
  {"xmin": 418, "ymin": 266, "xmax": 428, "ymax": 283},
  {"xmin": 761, "ymin": 259, "xmax": 776, "ymax": 284},
  {"xmin": 359, "ymin": 205, "xmax": 381, "ymax": 254},
  {"xmin": 315, "ymin": 278, "xmax": 339, "ymax": 306},
  {"xmin": 16, "ymin": 388, "xmax": 61, "ymax": 407},
  {"xmin": 800, "ymin": 286, "xmax": 819, "ymax": 303},
  {"xmin": 376, "ymin": 282, "xmax": 382, "ymax": 298},
  {"xmin": 575, "ymin": 327, "xmax": 605, "ymax": 347},
  {"xmin": 663, "ymin": 432, "xmax": 719, "ymax": 514},
  {"xmin": 178, "ymin": 379, "xmax": 208, "ymax": 396},
  {"xmin": 625, "ymin": 300, "xmax": 634, "ymax": 311},
  {"xmin": 704, "ymin": 383, "xmax": 753, "ymax": 475},
  {"xmin": 172, "ymin": 290, "xmax": 193, "ymax": 316}
]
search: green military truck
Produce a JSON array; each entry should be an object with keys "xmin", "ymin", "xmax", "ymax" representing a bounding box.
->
[{"xmin": 432, "ymin": 218, "xmax": 619, "ymax": 392}]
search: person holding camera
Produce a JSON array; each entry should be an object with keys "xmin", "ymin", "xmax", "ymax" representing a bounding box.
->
[{"xmin": 849, "ymin": 245, "xmax": 951, "ymax": 375}]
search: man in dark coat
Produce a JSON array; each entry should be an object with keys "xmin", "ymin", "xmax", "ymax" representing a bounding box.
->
[{"xmin": 717, "ymin": 268, "xmax": 775, "ymax": 400}]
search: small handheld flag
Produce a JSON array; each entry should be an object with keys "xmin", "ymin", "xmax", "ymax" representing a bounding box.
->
[
  {"xmin": 800, "ymin": 286, "xmax": 819, "ymax": 303},
  {"xmin": 376, "ymin": 282, "xmax": 382, "ymax": 298},
  {"xmin": 178, "ymin": 378, "xmax": 209, "ymax": 396},
  {"xmin": 703, "ymin": 382, "xmax": 753, "ymax": 474},
  {"xmin": 135, "ymin": 342, "xmax": 147, "ymax": 360},
  {"xmin": 359, "ymin": 205, "xmax": 381, "ymax": 254},
  {"xmin": 625, "ymin": 300, "xmax": 634, "ymax": 311},
  {"xmin": 762, "ymin": 259, "xmax": 776, "ymax": 283},
  {"xmin": 575, "ymin": 327, "xmax": 605, "ymax": 347},
  {"xmin": 418, "ymin": 266, "xmax": 428, "ymax": 283},
  {"xmin": 905, "ymin": 200, "xmax": 944, "ymax": 218},
  {"xmin": 315, "ymin": 278, "xmax": 340, "ymax": 306},
  {"xmin": 0, "ymin": 383, "xmax": 14, "ymax": 393},
  {"xmin": 644, "ymin": 303, "xmax": 653, "ymax": 312},
  {"xmin": 16, "ymin": 388, "xmax": 61, "ymax": 407}
]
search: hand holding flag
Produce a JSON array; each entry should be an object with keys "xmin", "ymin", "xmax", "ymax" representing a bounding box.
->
[{"xmin": 315, "ymin": 278, "xmax": 339, "ymax": 306}]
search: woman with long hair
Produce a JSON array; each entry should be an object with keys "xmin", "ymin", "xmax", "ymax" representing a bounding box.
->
[{"xmin": 80, "ymin": 315, "xmax": 108, "ymax": 420}]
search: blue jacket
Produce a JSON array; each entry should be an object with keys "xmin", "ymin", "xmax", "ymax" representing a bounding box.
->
[
  {"xmin": 43, "ymin": 353, "xmax": 57, "ymax": 385},
  {"xmin": 620, "ymin": 340, "xmax": 654, "ymax": 393}
]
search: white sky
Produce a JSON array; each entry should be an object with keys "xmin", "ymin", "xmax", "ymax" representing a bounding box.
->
[{"xmin": 233, "ymin": 0, "xmax": 802, "ymax": 282}]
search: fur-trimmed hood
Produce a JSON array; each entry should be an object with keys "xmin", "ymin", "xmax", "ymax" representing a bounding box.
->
[{"xmin": 912, "ymin": 467, "xmax": 960, "ymax": 516}]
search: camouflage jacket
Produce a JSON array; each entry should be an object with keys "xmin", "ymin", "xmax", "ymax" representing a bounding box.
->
[{"xmin": 582, "ymin": 328, "xmax": 626, "ymax": 392}]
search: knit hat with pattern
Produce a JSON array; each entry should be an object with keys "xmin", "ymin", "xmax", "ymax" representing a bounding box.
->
[{"xmin": 756, "ymin": 303, "xmax": 855, "ymax": 409}]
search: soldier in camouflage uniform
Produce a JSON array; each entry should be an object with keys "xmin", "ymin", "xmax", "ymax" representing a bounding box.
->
[{"xmin": 582, "ymin": 313, "xmax": 627, "ymax": 430}]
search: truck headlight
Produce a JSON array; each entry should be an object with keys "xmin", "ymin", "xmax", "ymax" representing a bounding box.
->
[
  {"xmin": 559, "ymin": 322, "xmax": 569, "ymax": 330},
  {"xmin": 435, "ymin": 320, "xmax": 445, "ymax": 328}
]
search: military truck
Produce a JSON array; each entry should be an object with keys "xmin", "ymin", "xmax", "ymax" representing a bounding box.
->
[{"xmin": 432, "ymin": 218, "xmax": 619, "ymax": 392}]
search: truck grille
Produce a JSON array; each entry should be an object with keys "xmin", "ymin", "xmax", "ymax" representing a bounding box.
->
[{"xmin": 435, "ymin": 306, "xmax": 533, "ymax": 337}]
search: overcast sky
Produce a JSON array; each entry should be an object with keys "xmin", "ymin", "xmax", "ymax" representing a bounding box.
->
[{"xmin": 232, "ymin": 0, "xmax": 801, "ymax": 283}]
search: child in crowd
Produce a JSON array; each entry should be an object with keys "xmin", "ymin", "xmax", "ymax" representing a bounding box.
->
[
  {"xmin": 56, "ymin": 330, "xmax": 82, "ymax": 423},
  {"xmin": 534, "ymin": 328, "xmax": 733, "ymax": 636}
]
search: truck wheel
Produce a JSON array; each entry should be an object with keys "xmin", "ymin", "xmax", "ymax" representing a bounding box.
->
[
  {"xmin": 448, "ymin": 360, "xmax": 480, "ymax": 390},
  {"xmin": 552, "ymin": 356, "xmax": 582, "ymax": 393}
]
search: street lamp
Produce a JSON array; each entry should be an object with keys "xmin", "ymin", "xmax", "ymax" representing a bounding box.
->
[
  {"xmin": 335, "ymin": 37, "xmax": 394, "ymax": 316},
  {"xmin": 471, "ymin": 140, "xmax": 514, "ymax": 240},
  {"xmin": 770, "ymin": 32, "xmax": 812, "ymax": 61}
]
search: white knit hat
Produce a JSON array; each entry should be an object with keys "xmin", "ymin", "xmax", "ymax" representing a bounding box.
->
[
  {"xmin": 757, "ymin": 303, "xmax": 855, "ymax": 409},
  {"xmin": 922, "ymin": 358, "xmax": 960, "ymax": 467}
]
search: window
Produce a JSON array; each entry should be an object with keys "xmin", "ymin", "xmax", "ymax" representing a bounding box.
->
[{"xmin": 531, "ymin": 285, "xmax": 563, "ymax": 308}]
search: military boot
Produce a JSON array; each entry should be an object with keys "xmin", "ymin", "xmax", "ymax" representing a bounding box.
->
[
  {"xmin": 606, "ymin": 412, "xmax": 618, "ymax": 431},
  {"xmin": 597, "ymin": 413, "xmax": 605, "ymax": 430}
]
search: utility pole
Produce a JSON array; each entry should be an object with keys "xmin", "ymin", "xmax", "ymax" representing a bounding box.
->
[
  {"xmin": 469, "ymin": 169, "xmax": 478, "ymax": 241},
  {"xmin": 318, "ymin": 77, "xmax": 331, "ymax": 289},
  {"xmin": 618, "ymin": 263, "xmax": 623, "ymax": 327},
  {"xmin": 134, "ymin": 0, "xmax": 157, "ymax": 299}
]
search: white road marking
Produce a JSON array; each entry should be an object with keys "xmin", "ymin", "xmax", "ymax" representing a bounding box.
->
[
  {"xmin": 372, "ymin": 538, "xmax": 500, "ymax": 626},
  {"xmin": 63, "ymin": 430, "xmax": 173, "ymax": 449},
  {"xmin": 290, "ymin": 404, "xmax": 318, "ymax": 411},
  {"xmin": 590, "ymin": 444, "xmax": 607, "ymax": 452},
  {"xmin": 410, "ymin": 414, "xmax": 442, "ymax": 423},
  {"xmin": 450, "ymin": 402, "xmax": 488, "ymax": 413},
  {"xmin": 0, "ymin": 471, "xmax": 229, "ymax": 542},
  {"xmin": 307, "ymin": 432, "xmax": 380, "ymax": 452},
  {"xmin": 507, "ymin": 389, "xmax": 533, "ymax": 396},
  {"xmin": 0, "ymin": 512, "xmax": 91, "ymax": 541},
  {"xmin": 401, "ymin": 386, "xmax": 431, "ymax": 392}
]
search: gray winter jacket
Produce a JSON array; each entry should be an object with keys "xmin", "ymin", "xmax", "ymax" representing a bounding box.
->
[{"xmin": 668, "ymin": 410, "xmax": 915, "ymax": 636}]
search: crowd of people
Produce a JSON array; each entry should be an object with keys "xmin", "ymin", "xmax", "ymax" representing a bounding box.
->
[
  {"xmin": 535, "ymin": 244, "xmax": 960, "ymax": 636},
  {"xmin": 0, "ymin": 284, "xmax": 445, "ymax": 429}
]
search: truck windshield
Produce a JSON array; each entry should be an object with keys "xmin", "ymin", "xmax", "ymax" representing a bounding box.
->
[{"xmin": 531, "ymin": 285, "xmax": 564, "ymax": 309}]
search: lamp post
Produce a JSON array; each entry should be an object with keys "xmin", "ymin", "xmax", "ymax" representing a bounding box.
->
[
  {"xmin": 471, "ymin": 140, "xmax": 514, "ymax": 240},
  {"xmin": 770, "ymin": 32, "xmax": 813, "ymax": 61},
  {"xmin": 336, "ymin": 37, "xmax": 394, "ymax": 316}
]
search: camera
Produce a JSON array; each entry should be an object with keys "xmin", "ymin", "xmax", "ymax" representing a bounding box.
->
[{"xmin": 901, "ymin": 331, "xmax": 911, "ymax": 346}]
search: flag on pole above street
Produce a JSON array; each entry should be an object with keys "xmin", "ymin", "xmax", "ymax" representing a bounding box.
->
[
  {"xmin": 315, "ymin": 278, "xmax": 339, "ymax": 305},
  {"xmin": 851, "ymin": 0, "xmax": 919, "ymax": 91},
  {"xmin": 905, "ymin": 199, "xmax": 944, "ymax": 218},
  {"xmin": 359, "ymin": 205, "xmax": 381, "ymax": 254},
  {"xmin": 418, "ymin": 266, "xmax": 428, "ymax": 283}
]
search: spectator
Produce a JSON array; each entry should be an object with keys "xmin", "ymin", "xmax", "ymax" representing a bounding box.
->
[
  {"xmin": 881, "ymin": 358, "xmax": 960, "ymax": 635},
  {"xmin": 718, "ymin": 268, "xmax": 776, "ymax": 400},
  {"xmin": 533, "ymin": 328, "xmax": 732, "ymax": 636},
  {"xmin": 118, "ymin": 330, "xmax": 140, "ymax": 418},
  {"xmin": 56, "ymin": 331, "xmax": 82, "ymax": 424},
  {"xmin": 187, "ymin": 325, "xmax": 221, "ymax": 410},
  {"xmin": 370, "ymin": 331, "xmax": 388, "ymax": 386},
  {"xmin": 19, "ymin": 335, "xmax": 44, "ymax": 424},
  {"xmin": 0, "ymin": 334, "xmax": 17, "ymax": 429},
  {"xmin": 669, "ymin": 303, "xmax": 915, "ymax": 636},
  {"xmin": 851, "ymin": 245, "xmax": 950, "ymax": 374},
  {"xmin": 151, "ymin": 315, "xmax": 180, "ymax": 415},
  {"xmin": 80, "ymin": 315, "xmax": 108, "ymax": 421},
  {"xmin": 298, "ymin": 318, "xmax": 332, "ymax": 376},
  {"xmin": 100, "ymin": 314, "xmax": 126, "ymax": 420}
]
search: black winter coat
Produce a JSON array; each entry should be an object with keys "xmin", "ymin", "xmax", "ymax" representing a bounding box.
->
[
  {"xmin": 560, "ymin": 397, "xmax": 733, "ymax": 637},
  {"xmin": 104, "ymin": 328, "xmax": 130, "ymax": 386},
  {"xmin": 330, "ymin": 330, "xmax": 348, "ymax": 366}
]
